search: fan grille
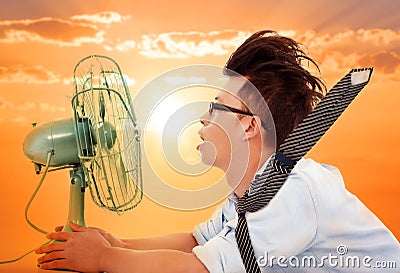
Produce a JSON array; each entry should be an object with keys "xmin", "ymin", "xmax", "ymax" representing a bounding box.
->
[{"xmin": 71, "ymin": 55, "xmax": 142, "ymax": 213}]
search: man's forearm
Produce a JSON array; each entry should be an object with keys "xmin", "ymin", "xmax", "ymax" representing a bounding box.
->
[
  {"xmin": 121, "ymin": 232, "xmax": 198, "ymax": 252},
  {"xmin": 100, "ymin": 247, "xmax": 208, "ymax": 273}
]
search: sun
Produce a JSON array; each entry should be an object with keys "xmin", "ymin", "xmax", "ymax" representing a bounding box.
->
[{"xmin": 142, "ymin": 86, "xmax": 227, "ymax": 193}]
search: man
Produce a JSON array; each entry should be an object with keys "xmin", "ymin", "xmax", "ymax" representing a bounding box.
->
[{"xmin": 36, "ymin": 30, "xmax": 400, "ymax": 272}]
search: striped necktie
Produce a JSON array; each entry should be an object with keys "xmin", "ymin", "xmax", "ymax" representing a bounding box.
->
[{"xmin": 235, "ymin": 68, "xmax": 373, "ymax": 273}]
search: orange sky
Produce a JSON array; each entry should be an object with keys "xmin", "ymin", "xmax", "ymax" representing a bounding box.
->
[{"xmin": 0, "ymin": 1, "xmax": 399, "ymax": 271}]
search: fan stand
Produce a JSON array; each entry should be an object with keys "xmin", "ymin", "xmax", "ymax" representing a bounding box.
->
[
  {"xmin": 48, "ymin": 167, "xmax": 87, "ymax": 271},
  {"xmin": 62, "ymin": 166, "xmax": 86, "ymax": 232}
]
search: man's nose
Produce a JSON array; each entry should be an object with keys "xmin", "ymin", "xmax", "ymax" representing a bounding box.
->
[{"xmin": 199, "ymin": 112, "xmax": 210, "ymax": 126}]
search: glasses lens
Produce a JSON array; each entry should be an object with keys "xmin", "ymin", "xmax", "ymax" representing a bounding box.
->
[{"xmin": 209, "ymin": 102, "xmax": 214, "ymax": 114}]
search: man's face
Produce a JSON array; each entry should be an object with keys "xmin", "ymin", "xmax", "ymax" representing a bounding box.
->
[{"xmin": 197, "ymin": 90, "xmax": 248, "ymax": 171}]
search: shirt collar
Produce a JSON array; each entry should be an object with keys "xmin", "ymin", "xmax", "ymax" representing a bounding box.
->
[
  {"xmin": 248, "ymin": 154, "xmax": 273, "ymax": 195},
  {"xmin": 255, "ymin": 155, "xmax": 272, "ymax": 178},
  {"xmin": 229, "ymin": 154, "xmax": 274, "ymax": 202}
]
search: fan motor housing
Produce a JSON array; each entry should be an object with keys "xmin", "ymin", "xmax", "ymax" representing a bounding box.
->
[{"xmin": 23, "ymin": 118, "xmax": 81, "ymax": 167}]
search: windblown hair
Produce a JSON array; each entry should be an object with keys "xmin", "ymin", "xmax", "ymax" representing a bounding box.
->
[{"xmin": 225, "ymin": 30, "xmax": 326, "ymax": 148}]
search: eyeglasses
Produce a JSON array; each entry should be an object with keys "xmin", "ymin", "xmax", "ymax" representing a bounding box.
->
[
  {"xmin": 208, "ymin": 102, "xmax": 254, "ymax": 116},
  {"xmin": 208, "ymin": 101, "xmax": 270, "ymax": 130}
]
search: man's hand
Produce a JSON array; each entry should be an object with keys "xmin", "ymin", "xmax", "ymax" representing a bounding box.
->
[
  {"xmin": 88, "ymin": 226, "xmax": 126, "ymax": 248},
  {"xmin": 36, "ymin": 221, "xmax": 111, "ymax": 272},
  {"xmin": 54, "ymin": 223, "xmax": 126, "ymax": 248},
  {"xmin": 36, "ymin": 222, "xmax": 208, "ymax": 273}
]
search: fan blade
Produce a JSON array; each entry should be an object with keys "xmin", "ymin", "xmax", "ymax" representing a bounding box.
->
[{"xmin": 99, "ymin": 92, "xmax": 106, "ymax": 121}]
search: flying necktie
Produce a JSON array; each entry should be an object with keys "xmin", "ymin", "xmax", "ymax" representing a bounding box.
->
[{"xmin": 235, "ymin": 68, "xmax": 373, "ymax": 273}]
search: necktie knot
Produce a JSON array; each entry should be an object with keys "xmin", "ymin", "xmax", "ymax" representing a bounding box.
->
[{"xmin": 235, "ymin": 153, "xmax": 294, "ymax": 215}]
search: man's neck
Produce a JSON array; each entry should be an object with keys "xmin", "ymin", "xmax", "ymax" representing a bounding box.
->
[{"xmin": 229, "ymin": 149, "xmax": 273, "ymax": 198}]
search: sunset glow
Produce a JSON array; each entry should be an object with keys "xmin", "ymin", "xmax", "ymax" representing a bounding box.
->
[{"xmin": 0, "ymin": 1, "xmax": 399, "ymax": 271}]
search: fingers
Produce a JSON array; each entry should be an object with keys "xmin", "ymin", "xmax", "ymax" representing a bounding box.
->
[
  {"xmin": 89, "ymin": 227, "xmax": 109, "ymax": 238},
  {"xmin": 46, "ymin": 231, "xmax": 72, "ymax": 241},
  {"xmin": 89, "ymin": 226, "xmax": 104, "ymax": 232},
  {"xmin": 37, "ymin": 249, "xmax": 66, "ymax": 264},
  {"xmin": 55, "ymin": 225, "xmax": 64, "ymax": 232},
  {"xmin": 53, "ymin": 222, "xmax": 85, "ymax": 232},
  {"xmin": 38, "ymin": 259, "xmax": 67, "ymax": 270},
  {"xmin": 35, "ymin": 241, "xmax": 65, "ymax": 254},
  {"xmin": 36, "ymin": 242, "xmax": 68, "ymax": 270},
  {"xmin": 68, "ymin": 221, "xmax": 87, "ymax": 232},
  {"xmin": 45, "ymin": 222, "xmax": 87, "ymax": 241}
]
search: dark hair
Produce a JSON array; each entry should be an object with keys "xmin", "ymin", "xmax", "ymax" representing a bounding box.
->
[{"xmin": 225, "ymin": 30, "xmax": 326, "ymax": 148}]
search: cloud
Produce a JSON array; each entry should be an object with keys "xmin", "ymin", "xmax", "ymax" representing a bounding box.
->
[
  {"xmin": 163, "ymin": 76, "xmax": 207, "ymax": 85},
  {"xmin": 16, "ymin": 102, "xmax": 36, "ymax": 111},
  {"xmin": 0, "ymin": 93, "xmax": 67, "ymax": 118},
  {"xmin": 123, "ymin": 74, "xmax": 136, "ymax": 86},
  {"xmin": 39, "ymin": 103, "xmax": 66, "ymax": 112},
  {"xmin": 1, "ymin": 28, "xmax": 105, "ymax": 46},
  {"xmin": 358, "ymin": 51, "xmax": 400, "ymax": 74},
  {"xmin": 63, "ymin": 71, "xmax": 135, "ymax": 87},
  {"xmin": 104, "ymin": 27, "xmax": 400, "ymax": 85},
  {"xmin": 357, "ymin": 28, "xmax": 400, "ymax": 46},
  {"xmin": 0, "ymin": 12, "xmax": 128, "ymax": 46},
  {"xmin": 11, "ymin": 116, "xmax": 28, "ymax": 124},
  {"xmin": 0, "ymin": 17, "xmax": 102, "ymax": 46},
  {"xmin": 299, "ymin": 29, "xmax": 400, "ymax": 57},
  {"xmin": 108, "ymin": 28, "xmax": 400, "ymax": 76},
  {"xmin": 71, "ymin": 11, "xmax": 131, "ymax": 25},
  {"xmin": 105, "ymin": 40, "xmax": 136, "ymax": 52},
  {"xmin": 0, "ymin": 65, "xmax": 60, "ymax": 84},
  {"xmin": 0, "ymin": 97, "xmax": 30, "ymax": 125},
  {"xmin": 0, "ymin": 96, "xmax": 13, "ymax": 110},
  {"xmin": 63, "ymin": 77, "xmax": 73, "ymax": 86},
  {"xmin": 291, "ymin": 28, "xmax": 400, "ymax": 77},
  {"xmin": 115, "ymin": 30, "xmax": 252, "ymax": 58}
]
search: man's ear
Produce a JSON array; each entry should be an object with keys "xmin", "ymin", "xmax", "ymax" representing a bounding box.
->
[{"xmin": 241, "ymin": 116, "xmax": 262, "ymax": 141}]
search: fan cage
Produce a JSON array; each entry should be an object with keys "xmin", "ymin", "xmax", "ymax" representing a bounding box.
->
[{"xmin": 70, "ymin": 55, "xmax": 142, "ymax": 213}]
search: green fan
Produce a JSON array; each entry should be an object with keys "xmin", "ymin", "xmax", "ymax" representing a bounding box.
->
[{"xmin": 23, "ymin": 55, "xmax": 142, "ymax": 233}]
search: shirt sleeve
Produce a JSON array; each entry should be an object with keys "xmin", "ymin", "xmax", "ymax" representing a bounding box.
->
[
  {"xmin": 192, "ymin": 164, "xmax": 318, "ymax": 272},
  {"xmin": 193, "ymin": 198, "xmax": 236, "ymax": 246},
  {"xmin": 193, "ymin": 231, "xmax": 245, "ymax": 273}
]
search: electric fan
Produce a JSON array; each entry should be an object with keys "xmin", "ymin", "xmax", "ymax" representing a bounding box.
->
[{"xmin": 23, "ymin": 55, "xmax": 142, "ymax": 233}]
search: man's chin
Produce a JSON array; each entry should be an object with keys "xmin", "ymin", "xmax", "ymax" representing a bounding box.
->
[
  {"xmin": 199, "ymin": 156, "xmax": 216, "ymax": 167},
  {"xmin": 199, "ymin": 156, "xmax": 227, "ymax": 172},
  {"xmin": 198, "ymin": 145, "xmax": 216, "ymax": 166}
]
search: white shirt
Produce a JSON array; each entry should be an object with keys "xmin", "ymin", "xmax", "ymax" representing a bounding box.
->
[{"xmin": 192, "ymin": 158, "xmax": 400, "ymax": 272}]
